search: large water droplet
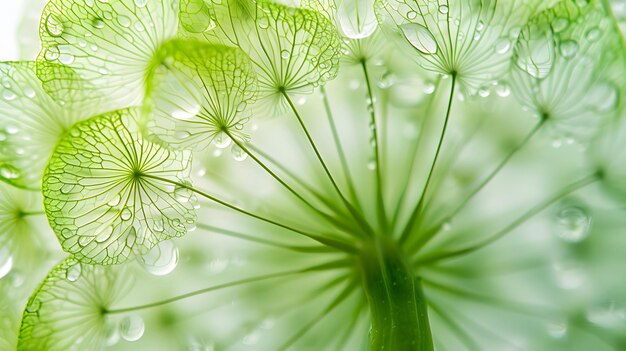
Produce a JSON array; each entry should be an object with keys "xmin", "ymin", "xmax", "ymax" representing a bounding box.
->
[
  {"xmin": 337, "ymin": 0, "xmax": 378, "ymax": 39},
  {"xmin": 546, "ymin": 320, "xmax": 568, "ymax": 338},
  {"xmin": 0, "ymin": 248, "xmax": 13, "ymax": 279},
  {"xmin": 171, "ymin": 104, "xmax": 200, "ymax": 120},
  {"xmin": 231, "ymin": 144, "xmax": 247, "ymax": 161},
  {"xmin": 555, "ymin": 203, "xmax": 590, "ymax": 242},
  {"xmin": 120, "ymin": 207, "xmax": 133, "ymax": 221},
  {"xmin": 495, "ymin": 38, "xmax": 511, "ymax": 54},
  {"xmin": 45, "ymin": 14, "xmax": 64, "ymax": 36},
  {"xmin": 66, "ymin": 263, "xmax": 82, "ymax": 282},
  {"xmin": 401, "ymin": 23, "xmax": 438, "ymax": 54},
  {"xmin": 120, "ymin": 314, "xmax": 145, "ymax": 341},
  {"xmin": 559, "ymin": 40, "xmax": 579, "ymax": 59},
  {"xmin": 588, "ymin": 83, "xmax": 618, "ymax": 113},
  {"xmin": 134, "ymin": 0, "xmax": 148, "ymax": 8},
  {"xmin": 140, "ymin": 240, "xmax": 179, "ymax": 276},
  {"xmin": 552, "ymin": 261, "xmax": 586, "ymax": 290},
  {"xmin": 118, "ymin": 15, "xmax": 132, "ymax": 28}
]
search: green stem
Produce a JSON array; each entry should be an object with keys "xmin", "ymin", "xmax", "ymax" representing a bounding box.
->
[
  {"xmin": 224, "ymin": 130, "xmax": 357, "ymax": 235},
  {"xmin": 399, "ymin": 75, "xmax": 457, "ymax": 244},
  {"xmin": 142, "ymin": 174, "xmax": 356, "ymax": 253},
  {"xmin": 414, "ymin": 173, "xmax": 599, "ymax": 265},
  {"xmin": 359, "ymin": 237, "xmax": 433, "ymax": 351},
  {"xmin": 282, "ymin": 90, "xmax": 374, "ymax": 237},
  {"xmin": 361, "ymin": 60, "xmax": 388, "ymax": 233},
  {"xmin": 320, "ymin": 85, "xmax": 362, "ymax": 211}
]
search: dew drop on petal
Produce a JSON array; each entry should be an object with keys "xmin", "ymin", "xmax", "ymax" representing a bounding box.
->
[
  {"xmin": 105, "ymin": 319, "xmax": 121, "ymax": 346},
  {"xmin": 140, "ymin": 240, "xmax": 179, "ymax": 276},
  {"xmin": 45, "ymin": 14, "xmax": 64, "ymax": 36},
  {"xmin": 120, "ymin": 314, "xmax": 145, "ymax": 342},
  {"xmin": 118, "ymin": 15, "xmax": 132, "ymax": 28},
  {"xmin": 66, "ymin": 263, "xmax": 82, "ymax": 282},
  {"xmin": 134, "ymin": 0, "xmax": 148, "ymax": 8},
  {"xmin": 24, "ymin": 88, "xmax": 36, "ymax": 98},
  {"xmin": 559, "ymin": 40, "xmax": 579, "ymax": 59},
  {"xmin": 546, "ymin": 320, "xmax": 568, "ymax": 338},
  {"xmin": 2, "ymin": 90, "xmax": 16, "ymax": 101},
  {"xmin": 401, "ymin": 23, "xmax": 438, "ymax": 55},
  {"xmin": 495, "ymin": 82, "xmax": 511, "ymax": 97},
  {"xmin": 439, "ymin": 5, "xmax": 449, "ymax": 14},
  {"xmin": 120, "ymin": 207, "xmax": 133, "ymax": 221}
]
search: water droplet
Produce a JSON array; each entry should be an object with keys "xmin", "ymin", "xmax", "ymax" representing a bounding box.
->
[
  {"xmin": 231, "ymin": 145, "xmax": 247, "ymax": 161},
  {"xmin": 336, "ymin": 0, "xmax": 377, "ymax": 39},
  {"xmin": 120, "ymin": 314, "xmax": 145, "ymax": 342},
  {"xmin": 171, "ymin": 104, "xmax": 200, "ymax": 120},
  {"xmin": 495, "ymin": 38, "xmax": 511, "ymax": 55},
  {"xmin": 552, "ymin": 261, "xmax": 586, "ymax": 290},
  {"xmin": 0, "ymin": 165, "xmax": 20, "ymax": 179},
  {"xmin": 401, "ymin": 23, "xmax": 438, "ymax": 54},
  {"xmin": 140, "ymin": 240, "xmax": 179, "ymax": 276},
  {"xmin": 134, "ymin": 0, "xmax": 148, "ymax": 8},
  {"xmin": 98, "ymin": 68, "xmax": 109, "ymax": 75},
  {"xmin": 586, "ymin": 301, "xmax": 626, "ymax": 327},
  {"xmin": 66, "ymin": 263, "xmax": 82, "ymax": 282},
  {"xmin": 559, "ymin": 40, "xmax": 579, "ymax": 59},
  {"xmin": 118, "ymin": 15, "xmax": 131, "ymax": 28},
  {"xmin": 174, "ymin": 183, "xmax": 193, "ymax": 203},
  {"xmin": 257, "ymin": 16, "xmax": 269, "ymax": 29},
  {"xmin": 423, "ymin": 81, "xmax": 435, "ymax": 94},
  {"xmin": 92, "ymin": 18, "xmax": 105, "ymax": 29},
  {"xmin": 552, "ymin": 18, "xmax": 569, "ymax": 33},
  {"xmin": 495, "ymin": 82, "xmax": 510, "ymax": 97},
  {"xmin": 478, "ymin": 87, "xmax": 490, "ymax": 97},
  {"xmin": 242, "ymin": 330, "xmax": 260, "ymax": 345},
  {"xmin": 213, "ymin": 132, "xmax": 231, "ymax": 149},
  {"xmin": 175, "ymin": 131, "xmax": 191, "ymax": 140},
  {"xmin": 45, "ymin": 14, "xmax": 64, "ymax": 36},
  {"xmin": 407, "ymin": 11, "xmax": 417, "ymax": 19},
  {"xmin": 0, "ymin": 248, "xmax": 13, "ymax": 279},
  {"xmin": 439, "ymin": 5, "xmax": 449, "ymax": 14},
  {"xmin": 24, "ymin": 88, "xmax": 36, "ymax": 98},
  {"xmin": 281, "ymin": 50, "xmax": 290, "ymax": 59},
  {"xmin": 105, "ymin": 319, "xmax": 121, "ymax": 346},
  {"xmin": 555, "ymin": 204, "xmax": 590, "ymax": 242},
  {"xmin": 586, "ymin": 28, "xmax": 601, "ymax": 42},
  {"xmin": 59, "ymin": 53, "xmax": 75, "ymax": 65},
  {"xmin": 134, "ymin": 21, "xmax": 145, "ymax": 31},
  {"xmin": 2, "ymin": 90, "xmax": 16, "ymax": 101},
  {"xmin": 546, "ymin": 320, "xmax": 568, "ymax": 338},
  {"xmin": 120, "ymin": 207, "xmax": 133, "ymax": 221}
]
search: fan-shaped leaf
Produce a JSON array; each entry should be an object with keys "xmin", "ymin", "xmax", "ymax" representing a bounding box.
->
[
  {"xmin": 0, "ymin": 62, "xmax": 82, "ymax": 189},
  {"xmin": 144, "ymin": 39, "xmax": 257, "ymax": 150},
  {"xmin": 18, "ymin": 257, "xmax": 131, "ymax": 351},
  {"xmin": 42, "ymin": 109, "xmax": 197, "ymax": 265},
  {"xmin": 511, "ymin": 0, "xmax": 623, "ymax": 141},
  {"xmin": 37, "ymin": 0, "xmax": 179, "ymax": 112}
]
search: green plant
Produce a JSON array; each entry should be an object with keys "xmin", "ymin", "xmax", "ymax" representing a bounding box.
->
[{"xmin": 1, "ymin": 0, "xmax": 626, "ymax": 350}]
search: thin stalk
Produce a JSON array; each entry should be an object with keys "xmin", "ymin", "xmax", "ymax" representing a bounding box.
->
[
  {"xmin": 282, "ymin": 90, "xmax": 374, "ymax": 237},
  {"xmin": 361, "ymin": 60, "xmax": 388, "ymax": 232},
  {"xmin": 320, "ymin": 85, "xmax": 362, "ymax": 210},
  {"xmin": 106, "ymin": 260, "xmax": 348, "ymax": 314},
  {"xmin": 247, "ymin": 143, "xmax": 338, "ymax": 210},
  {"xmin": 224, "ymin": 130, "xmax": 358, "ymax": 235},
  {"xmin": 410, "ymin": 119, "xmax": 546, "ymax": 252},
  {"xmin": 414, "ymin": 173, "xmax": 599, "ymax": 265},
  {"xmin": 142, "ymin": 174, "xmax": 356, "ymax": 253},
  {"xmin": 19, "ymin": 211, "xmax": 46, "ymax": 217},
  {"xmin": 196, "ymin": 223, "xmax": 336, "ymax": 253},
  {"xmin": 399, "ymin": 75, "xmax": 457, "ymax": 245},
  {"xmin": 389, "ymin": 77, "xmax": 441, "ymax": 230}
]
